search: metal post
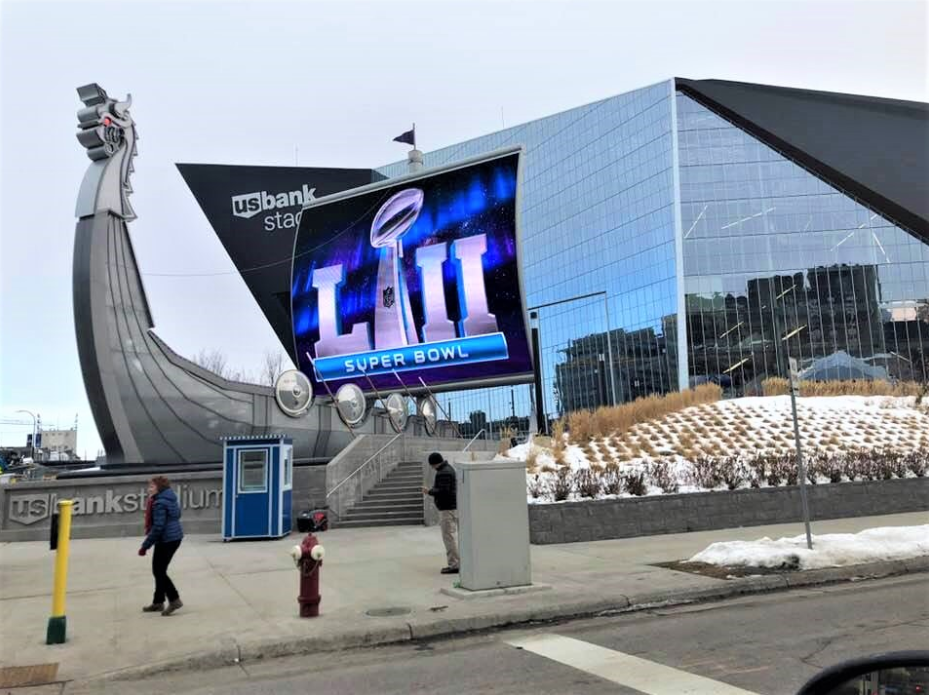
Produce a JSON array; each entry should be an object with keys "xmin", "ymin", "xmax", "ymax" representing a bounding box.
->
[
  {"xmin": 528, "ymin": 290, "xmax": 617, "ymax": 417},
  {"xmin": 530, "ymin": 312, "xmax": 547, "ymax": 435},
  {"xmin": 305, "ymin": 353, "xmax": 355, "ymax": 439},
  {"xmin": 603, "ymin": 295, "xmax": 618, "ymax": 406},
  {"xmin": 47, "ymin": 499, "xmax": 73, "ymax": 644},
  {"xmin": 389, "ymin": 369, "xmax": 419, "ymax": 431},
  {"xmin": 788, "ymin": 357, "xmax": 813, "ymax": 550},
  {"xmin": 597, "ymin": 354, "xmax": 608, "ymax": 407},
  {"xmin": 408, "ymin": 147, "xmax": 423, "ymax": 173},
  {"xmin": 416, "ymin": 376, "xmax": 461, "ymax": 438},
  {"xmin": 17, "ymin": 409, "xmax": 36, "ymax": 460}
]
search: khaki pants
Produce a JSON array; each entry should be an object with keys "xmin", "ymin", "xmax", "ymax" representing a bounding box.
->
[{"xmin": 439, "ymin": 509, "xmax": 460, "ymax": 569}]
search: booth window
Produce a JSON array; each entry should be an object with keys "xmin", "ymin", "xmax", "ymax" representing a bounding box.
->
[
  {"xmin": 238, "ymin": 450, "xmax": 268, "ymax": 492},
  {"xmin": 284, "ymin": 449, "xmax": 292, "ymax": 487}
]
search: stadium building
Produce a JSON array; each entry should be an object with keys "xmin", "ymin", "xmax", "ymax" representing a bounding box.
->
[{"xmin": 184, "ymin": 78, "xmax": 929, "ymax": 433}]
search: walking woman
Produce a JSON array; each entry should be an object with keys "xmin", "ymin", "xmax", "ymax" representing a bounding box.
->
[{"xmin": 139, "ymin": 476, "xmax": 184, "ymax": 616}]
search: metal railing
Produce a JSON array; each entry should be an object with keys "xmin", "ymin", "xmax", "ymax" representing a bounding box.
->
[
  {"xmin": 326, "ymin": 432, "xmax": 404, "ymax": 500},
  {"xmin": 462, "ymin": 428, "xmax": 487, "ymax": 452}
]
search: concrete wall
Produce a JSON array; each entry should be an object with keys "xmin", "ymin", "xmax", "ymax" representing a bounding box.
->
[
  {"xmin": 0, "ymin": 471, "xmax": 224, "ymax": 542},
  {"xmin": 293, "ymin": 465, "xmax": 327, "ymax": 511},
  {"xmin": 325, "ymin": 434, "xmax": 498, "ymax": 522},
  {"xmin": 0, "ymin": 432, "xmax": 500, "ymax": 540},
  {"xmin": 529, "ymin": 478, "xmax": 929, "ymax": 544},
  {"xmin": 0, "ymin": 466, "xmax": 329, "ymax": 542}
]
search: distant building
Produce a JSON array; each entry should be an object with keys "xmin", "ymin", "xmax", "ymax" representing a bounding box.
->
[{"xmin": 39, "ymin": 429, "xmax": 77, "ymax": 453}]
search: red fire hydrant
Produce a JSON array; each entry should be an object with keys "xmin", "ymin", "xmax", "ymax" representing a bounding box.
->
[{"xmin": 290, "ymin": 533, "xmax": 325, "ymax": 618}]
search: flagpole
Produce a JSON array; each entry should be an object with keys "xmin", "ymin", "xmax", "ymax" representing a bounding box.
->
[{"xmin": 408, "ymin": 122, "xmax": 423, "ymax": 173}]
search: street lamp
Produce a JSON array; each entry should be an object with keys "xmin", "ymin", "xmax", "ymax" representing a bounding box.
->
[{"xmin": 16, "ymin": 409, "xmax": 36, "ymax": 461}]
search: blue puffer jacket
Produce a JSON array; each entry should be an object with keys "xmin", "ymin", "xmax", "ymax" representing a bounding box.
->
[{"xmin": 142, "ymin": 488, "xmax": 184, "ymax": 550}]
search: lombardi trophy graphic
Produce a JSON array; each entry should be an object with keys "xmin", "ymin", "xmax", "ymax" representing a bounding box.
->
[{"xmin": 370, "ymin": 188, "xmax": 423, "ymax": 349}]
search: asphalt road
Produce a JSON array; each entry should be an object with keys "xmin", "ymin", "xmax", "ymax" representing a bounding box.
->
[{"xmin": 70, "ymin": 575, "xmax": 929, "ymax": 695}]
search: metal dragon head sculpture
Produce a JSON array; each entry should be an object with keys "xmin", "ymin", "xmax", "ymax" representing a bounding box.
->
[{"xmin": 75, "ymin": 83, "xmax": 138, "ymax": 221}]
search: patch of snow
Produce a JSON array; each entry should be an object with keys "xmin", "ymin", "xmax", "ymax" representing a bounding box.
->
[
  {"xmin": 688, "ymin": 525, "xmax": 929, "ymax": 570},
  {"xmin": 507, "ymin": 442, "xmax": 533, "ymax": 461},
  {"xmin": 520, "ymin": 394, "xmax": 928, "ymax": 503}
]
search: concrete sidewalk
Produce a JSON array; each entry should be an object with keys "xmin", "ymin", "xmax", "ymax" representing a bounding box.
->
[{"xmin": 1, "ymin": 512, "xmax": 927, "ymax": 684}]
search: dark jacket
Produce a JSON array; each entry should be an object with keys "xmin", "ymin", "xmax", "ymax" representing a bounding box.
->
[
  {"xmin": 428, "ymin": 462, "xmax": 457, "ymax": 511},
  {"xmin": 142, "ymin": 488, "xmax": 184, "ymax": 550}
]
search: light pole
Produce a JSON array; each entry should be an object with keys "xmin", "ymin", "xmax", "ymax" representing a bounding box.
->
[
  {"xmin": 528, "ymin": 290, "xmax": 619, "ymax": 408},
  {"xmin": 16, "ymin": 409, "xmax": 36, "ymax": 461}
]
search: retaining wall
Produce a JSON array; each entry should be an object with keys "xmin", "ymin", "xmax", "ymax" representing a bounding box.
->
[
  {"xmin": 0, "ymin": 465, "xmax": 327, "ymax": 542},
  {"xmin": 528, "ymin": 477, "xmax": 929, "ymax": 544}
]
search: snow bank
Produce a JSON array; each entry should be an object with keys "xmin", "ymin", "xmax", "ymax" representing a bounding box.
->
[{"xmin": 688, "ymin": 524, "xmax": 929, "ymax": 570}]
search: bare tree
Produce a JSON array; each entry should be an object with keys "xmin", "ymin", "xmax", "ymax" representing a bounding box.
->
[
  {"xmin": 260, "ymin": 350, "xmax": 285, "ymax": 387},
  {"xmin": 192, "ymin": 349, "xmax": 254, "ymax": 383},
  {"xmin": 260, "ymin": 349, "xmax": 295, "ymax": 387},
  {"xmin": 193, "ymin": 349, "xmax": 229, "ymax": 376},
  {"xmin": 191, "ymin": 347, "xmax": 292, "ymax": 385}
]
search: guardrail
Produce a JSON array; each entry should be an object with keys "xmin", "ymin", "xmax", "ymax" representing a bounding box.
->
[
  {"xmin": 325, "ymin": 432, "xmax": 404, "ymax": 500},
  {"xmin": 462, "ymin": 428, "xmax": 487, "ymax": 452}
]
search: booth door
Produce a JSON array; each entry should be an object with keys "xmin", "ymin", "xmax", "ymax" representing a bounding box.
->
[
  {"xmin": 281, "ymin": 445, "xmax": 293, "ymax": 534},
  {"xmin": 233, "ymin": 448, "xmax": 271, "ymax": 537}
]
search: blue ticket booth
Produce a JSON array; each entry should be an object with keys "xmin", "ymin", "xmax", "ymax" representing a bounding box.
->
[{"xmin": 222, "ymin": 435, "xmax": 293, "ymax": 540}]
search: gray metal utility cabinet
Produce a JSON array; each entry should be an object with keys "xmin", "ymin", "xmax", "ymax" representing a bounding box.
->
[{"xmin": 454, "ymin": 453, "xmax": 531, "ymax": 591}]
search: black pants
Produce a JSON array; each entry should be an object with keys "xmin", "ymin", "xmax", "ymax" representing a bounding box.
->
[{"xmin": 152, "ymin": 539, "xmax": 181, "ymax": 604}]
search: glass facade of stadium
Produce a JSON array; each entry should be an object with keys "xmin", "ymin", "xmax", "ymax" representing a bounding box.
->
[{"xmin": 378, "ymin": 79, "xmax": 929, "ymax": 436}]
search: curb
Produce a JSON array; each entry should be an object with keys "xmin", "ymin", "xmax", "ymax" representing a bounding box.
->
[{"xmin": 99, "ymin": 556, "xmax": 929, "ymax": 682}]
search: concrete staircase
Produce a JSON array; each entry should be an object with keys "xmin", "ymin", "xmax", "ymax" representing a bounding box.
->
[{"xmin": 337, "ymin": 461, "xmax": 424, "ymax": 528}]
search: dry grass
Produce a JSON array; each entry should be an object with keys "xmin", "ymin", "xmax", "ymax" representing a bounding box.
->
[
  {"xmin": 565, "ymin": 384, "xmax": 722, "ymax": 443},
  {"xmin": 525, "ymin": 383, "xmax": 928, "ymax": 483},
  {"xmin": 582, "ymin": 442, "xmax": 600, "ymax": 464},
  {"xmin": 498, "ymin": 425, "xmax": 517, "ymax": 455},
  {"xmin": 551, "ymin": 420, "xmax": 567, "ymax": 467},
  {"xmin": 525, "ymin": 446, "xmax": 542, "ymax": 474},
  {"xmin": 678, "ymin": 431, "xmax": 696, "ymax": 450},
  {"xmin": 762, "ymin": 378, "xmax": 926, "ymax": 398}
]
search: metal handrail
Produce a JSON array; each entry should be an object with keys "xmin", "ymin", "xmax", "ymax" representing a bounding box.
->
[
  {"xmin": 462, "ymin": 428, "xmax": 487, "ymax": 452},
  {"xmin": 326, "ymin": 432, "xmax": 404, "ymax": 499}
]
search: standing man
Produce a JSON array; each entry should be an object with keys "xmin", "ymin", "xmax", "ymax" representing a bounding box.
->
[{"xmin": 423, "ymin": 452, "xmax": 459, "ymax": 574}]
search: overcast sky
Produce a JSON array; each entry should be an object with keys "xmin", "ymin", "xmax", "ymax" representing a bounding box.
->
[{"xmin": 1, "ymin": 0, "xmax": 926, "ymax": 458}]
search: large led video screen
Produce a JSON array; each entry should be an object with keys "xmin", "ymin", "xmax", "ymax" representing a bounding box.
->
[{"xmin": 291, "ymin": 148, "xmax": 532, "ymax": 395}]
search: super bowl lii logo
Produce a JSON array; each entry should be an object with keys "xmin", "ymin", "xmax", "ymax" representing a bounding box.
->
[{"xmin": 309, "ymin": 188, "xmax": 507, "ymax": 380}]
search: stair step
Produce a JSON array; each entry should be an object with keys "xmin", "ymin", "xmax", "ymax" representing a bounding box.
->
[
  {"xmin": 385, "ymin": 471, "xmax": 422, "ymax": 479},
  {"xmin": 340, "ymin": 518, "xmax": 424, "ymax": 527},
  {"xmin": 343, "ymin": 506, "xmax": 424, "ymax": 516},
  {"xmin": 374, "ymin": 482, "xmax": 421, "ymax": 491},
  {"xmin": 366, "ymin": 487, "xmax": 421, "ymax": 496},
  {"xmin": 356, "ymin": 495, "xmax": 423, "ymax": 505},
  {"xmin": 342, "ymin": 510, "xmax": 425, "ymax": 521},
  {"xmin": 336, "ymin": 519, "xmax": 422, "ymax": 528},
  {"xmin": 350, "ymin": 502, "xmax": 423, "ymax": 513}
]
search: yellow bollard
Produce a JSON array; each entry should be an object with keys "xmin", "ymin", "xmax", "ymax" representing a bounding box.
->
[{"xmin": 46, "ymin": 499, "xmax": 73, "ymax": 645}]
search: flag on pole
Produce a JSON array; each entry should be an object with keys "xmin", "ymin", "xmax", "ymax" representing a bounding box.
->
[{"xmin": 393, "ymin": 125, "xmax": 415, "ymax": 147}]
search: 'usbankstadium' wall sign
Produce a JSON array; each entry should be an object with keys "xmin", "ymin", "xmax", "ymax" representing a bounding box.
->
[{"xmin": 291, "ymin": 147, "xmax": 533, "ymax": 395}]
